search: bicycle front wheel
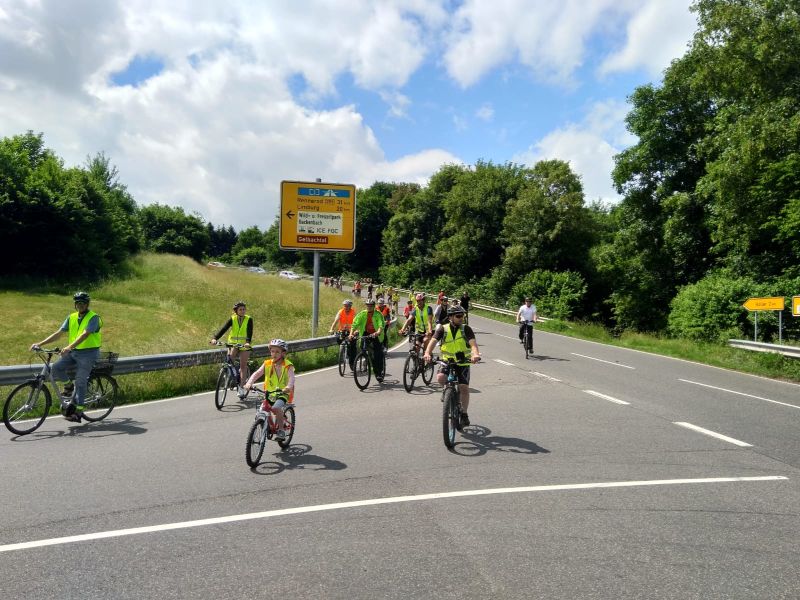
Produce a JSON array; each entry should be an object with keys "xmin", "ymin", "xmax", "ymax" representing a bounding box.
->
[
  {"xmin": 524, "ymin": 331, "xmax": 529, "ymax": 359},
  {"xmin": 81, "ymin": 374, "xmax": 118, "ymax": 422},
  {"xmin": 421, "ymin": 358, "xmax": 435, "ymax": 385},
  {"xmin": 402, "ymin": 354, "xmax": 417, "ymax": 393},
  {"xmin": 337, "ymin": 342, "xmax": 348, "ymax": 377},
  {"xmin": 4, "ymin": 381, "xmax": 51, "ymax": 436},
  {"xmin": 278, "ymin": 406, "xmax": 295, "ymax": 449},
  {"xmin": 353, "ymin": 352, "xmax": 371, "ymax": 390},
  {"xmin": 246, "ymin": 418, "xmax": 267, "ymax": 467},
  {"xmin": 442, "ymin": 387, "xmax": 458, "ymax": 449},
  {"xmin": 215, "ymin": 368, "xmax": 231, "ymax": 410}
]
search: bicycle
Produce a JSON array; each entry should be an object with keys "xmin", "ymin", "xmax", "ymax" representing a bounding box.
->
[
  {"xmin": 335, "ymin": 329, "xmax": 352, "ymax": 377},
  {"xmin": 3, "ymin": 347, "xmax": 119, "ymax": 435},
  {"xmin": 245, "ymin": 388, "xmax": 296, "ymax": 467},
  {"xmin": 402, "ymin": 332, "xmax": 435, "ymax": 393},
  {"xmin": 436, "ymin": 357, "xmax": 479, "ymax": 449},
  {"xmin": 213, "ymin": 342, "xmax": 249, "ymax": 410},
  {"xmin": 352, "ymin": 333, "xmax": 386, "ymax": 390},
  {"xmin": 520, "ymin": 320, "xmax": 534, "ymax": 359}
]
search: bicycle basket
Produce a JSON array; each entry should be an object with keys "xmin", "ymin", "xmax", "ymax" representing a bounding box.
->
[{"xmin": 92, "ymin": 351, "xmax": 119, "ymax": 374}]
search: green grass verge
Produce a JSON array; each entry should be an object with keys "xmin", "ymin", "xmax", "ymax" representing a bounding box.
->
[{"xmin": 469, "ymin": 307, "xmax": 800, "ymax": 384}]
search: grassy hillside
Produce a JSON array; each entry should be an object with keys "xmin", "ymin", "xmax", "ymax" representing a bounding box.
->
[{"xmin": 1, "ymin": 253, "xmax": 358, "ymax": 402}]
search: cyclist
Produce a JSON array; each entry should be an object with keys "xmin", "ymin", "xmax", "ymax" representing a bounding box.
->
[
  {"xmin": 243, "ymin": 339, "xmax": 294, "ymax": 441},
  {"xmin": 516, "ymin": 297, "xmax": 538, "ymax": 349},
  {"xmin": 433, "ymin": 296, "xmax": 449, "ymax": 325},
  {"xmin": 329, "ymin": 298, "xmax": 357, "ymax": 365},
  {"xmin": 424, "ymin": 305, "xmax": 481, "ymax": 429},
  {"xmin": 460, "ymin": 290, "xmax": 470, "ymax": 323},
  {"xmin": 30, "ymin": 291, "xmax": 103, "ymax": 423},
  {"xmin": 349, "ymin": 298, "xmax": 386, "ymax": 377},
  {"xmin": 399, "ymin": 292, "xmax": 433, "ymax": 354},
  {"xmin": 376, "ymin": 297, "xmax": 392, "ymax": 349},
  {"xmin": 211, "ymin": 301, "xmax": 253, "ymax": 397}
]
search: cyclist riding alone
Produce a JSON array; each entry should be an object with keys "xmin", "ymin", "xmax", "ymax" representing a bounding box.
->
[
  {"xmin": 30, "ymin": 291, "xmax": 102, "ymax": 423},
  {"xmin": 516, "ymin": 297, "xmax": 538, "ymax": 347},
  {"xmin": 424, "ymin": 305, "xmax": 481, "ymax": 429},
  {"xmin": 376, "ymin": 296, "xmax": 392, "ymax": 349},
  {"xmin": 349, "ymin": 298, "xmax": 386, "ymax": 377},
  {"xmin": 210, "ymin": 301, "xmax": 253, "ymax": 398},
  {"xmin": 399, "ymin": 292, "xmax": 433, "ymax": 352},
  {"xmin": 243, "ymin": 338, "xmax": 294, "ymax": 441}
]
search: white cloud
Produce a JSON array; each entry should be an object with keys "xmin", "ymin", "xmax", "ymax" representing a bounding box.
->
[
  {"xmin": 475, "ymin": 103, "xmax": 494, "ymax": 122},
  {"xmin": 514, "ymin": 100, "xmax": 635, "ymax": 204},
  {"xmin": 379, "ymin": 90, "xmax": 412, "ymax": 119}
]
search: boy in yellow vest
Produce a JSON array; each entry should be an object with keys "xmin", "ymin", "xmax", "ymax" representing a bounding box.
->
[{"xmin": 242, "ymin": 338, "xmax": 294, "ymax": 440}]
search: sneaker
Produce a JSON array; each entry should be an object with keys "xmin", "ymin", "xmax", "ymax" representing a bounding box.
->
[
  {"xmin": 459, "ymin": 413, "xmax": 470, "ymax": 428},
  {"xmin": 237, "ymin": 387, "xmax": 247, "ymax": 399},
  {"xmin": 64, "ymin": 412, "xmax": 82, "ymax": 423},
  {"xmin": 275, "ymin": 429, "xmax": 286, "ymax": 441}
]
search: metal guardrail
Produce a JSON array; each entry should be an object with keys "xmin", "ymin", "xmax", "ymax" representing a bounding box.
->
[
  {"xmin": 728, "ymin": 339, "xmax": 800, "ymax": 359},
  {"xmin": 0, "ymin": 336, "xmax": 339, "ymax": 387}
]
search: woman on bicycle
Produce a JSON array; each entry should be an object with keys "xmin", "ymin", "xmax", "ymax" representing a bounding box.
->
[
  {"xmin": 424, "ymin": 305, "xmax": 481, "ymax": 429},
  {"xmin": 242, "ymin": 339, "xmax": 294, "ymax": 441},
  {"xmin": 210, "ymin": 301, "xmax": 253, "ymax": 397},
  {"xmin": 349, "ymin": 298, "xmax": 386, "ymax": 376},
  {"xmin": 30, "ymin": 291, "xmax": 102, "ymax": 423}
]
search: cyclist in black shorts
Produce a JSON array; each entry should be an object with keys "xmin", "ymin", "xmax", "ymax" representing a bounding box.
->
[{"xmin": 423, "ymin": 305, "xmax": 481, "ymax": 428}]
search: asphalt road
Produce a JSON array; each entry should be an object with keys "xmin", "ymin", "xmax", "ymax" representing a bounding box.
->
[{"xmin": 2, "ymin": 314, "xmax": 799, "ymax": 599}]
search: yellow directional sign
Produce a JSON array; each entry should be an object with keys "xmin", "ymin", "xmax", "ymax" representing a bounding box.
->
[
  {"xmin": 279, "ymin": 181, "xmax": 356, "ymax": 252},
  {"xmin": 793, "ymin": 296, "xmax": 800, "ymax": 317},
  {"xmin": 742, "ymin": 297, "xmax": 785, "ymax": 311}
]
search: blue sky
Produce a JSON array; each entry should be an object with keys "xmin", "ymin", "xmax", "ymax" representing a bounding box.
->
[{"xmin": 0, "ymin": 0, "xmax": 697, "ymax": 229}]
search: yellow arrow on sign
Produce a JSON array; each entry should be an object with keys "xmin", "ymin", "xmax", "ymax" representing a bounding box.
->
[{"xmin": 742, "ymin": 297, "xmax": 785, "ymax": 311}]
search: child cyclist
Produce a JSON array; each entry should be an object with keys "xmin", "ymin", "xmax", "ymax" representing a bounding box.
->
[{"xmin": 242, "ymin": 339, "xmax": 294, "ymax": 441}]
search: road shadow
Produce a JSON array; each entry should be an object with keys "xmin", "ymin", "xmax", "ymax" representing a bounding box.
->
[
  {"xmin": 524, "ymin": 354, "xmax": 568, "ymax": 362},
  {"xmin": 218, "ymin": 395, "xmax": 260, "ymax": 413},
  {"xmin": 250, "ymin": 443, "xmax": 348, "ymax": 475},
  {"xmin": 10, "ymin": 416, "xmax": 149, "ymax": 441},
  {"xmin": 450, "ymin": 425, "xmax": 550, "ymax": 457}
]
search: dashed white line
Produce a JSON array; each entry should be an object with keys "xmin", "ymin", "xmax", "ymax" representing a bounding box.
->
[
  {"xmin": 0, "ymin": 476, "xmax": 785, "ymax": 553},
  {"xmin": 673, "ymin": 422, "xmax": 753, "ymax": 447},
  {"xmin": 494, "ymin": 333, "xmax": 518, "ymax": 341},
  {"xmin": 533, "ymin": 372, "xmax": 561, "ymax": 382},
  {"xmin": 493, "ymin": 359, "xmax": 515, "ymax": 366},
  {"xmin": 678, "ymin": 379, "xmax": 800, "ymax": 410},
  {"xmin": 583, "ymin": 390, "xmax": 630, "ymax": 405},
  {"xmin": 571, "ymin": 353, "xmax": 635, "ymax": 369}
]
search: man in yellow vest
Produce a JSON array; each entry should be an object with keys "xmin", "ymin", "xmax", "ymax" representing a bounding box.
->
[
  {"xmin": 211, "ymin": 300, "xmax": 253, "ymax": 398},
  {"xmin": 423, "ymin": 305, "xmax": 481, "ymax": 429},
  {"xmin": 30, "ymin": 291, "xmax": 102, "ymax": 423},
  {"xmin": 243, "ymin": 338, "xmax": 294, "ymax": 441},
  {"xmin": 349, "ymin": 298, "xmax": 386, "ymax": 377}
]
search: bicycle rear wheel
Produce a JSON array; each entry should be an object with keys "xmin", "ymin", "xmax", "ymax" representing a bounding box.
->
[
  {"xmin": 278, "ymin": 406, "xmax": 295, "ymax": 449},
  {"xmin": 246, "ymin": 418, "xmax": 267, "ymax": 467},
  {"xmin": 337, "ymin": 342, "xmax": 348, "ymax": 377},
  {"xmin": 353, "ymin": 352, "xmax": 371, "ymax": 390},
  {"xmin": 3, "ymin": 381, "xmax": 51, "ymax": 436},
  {"xmin": 80, "ymin": 374, "xmax": 118, "ymax": 422},
  {"xmin": 215, "ymin": 368, "xmax": 231, "ymax": 410},
  {"xmin": 402, "ymin": 354, "xmax": 418, "ymax": 393},
  {"xmin": 421, "ymin": 358, "xmax": 435, "ymax": 385},
  {"xmin": 442, "ymin": 387, "xmax": 458, "ymax": 449}
]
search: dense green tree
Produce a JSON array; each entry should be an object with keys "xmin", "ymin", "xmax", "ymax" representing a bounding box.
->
[{"xmin": 138, "ymin": 204, "xmax": 209, "ymax": 262}]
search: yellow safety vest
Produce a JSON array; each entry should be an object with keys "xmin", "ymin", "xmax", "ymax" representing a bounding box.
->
[
  {"xmin": 263, "ymin": 358, "xmax": 294, "ymax": 402},
  {"xmin": 440, "ymin": 325, "xmax": 470, "ymax": 366},
  {"xmin": 228, "ymin": 314, "xmax": 250, "ymax": 344},
  {"xmin": 414, "ymin": 305, "xmax": 430, "ymax": 333},
  {"xmin": 68, "ymin": 311, "xmax": 102, "ymax": 350}
]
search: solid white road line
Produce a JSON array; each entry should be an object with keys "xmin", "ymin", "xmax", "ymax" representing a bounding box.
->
[
  {"xmin": 678, "ymin": 379, "xmax": 800, "ymax": 410},
  {"xmin": 571, "ymin": 353, "xmax": 635, "ymax": 369},
  {"xmin": 494, "ymin": 359, "xmax": 515, "ymax": 366},
  {"xmin": 583, "ymin": 390, "xmax": 630, "ymax": 405},
  {"xmin": 673, "ymin": 422, "xmax": 753, "ymax": 447},
  {"xmin": 0, "ymin": 476, "xmax": 785, "ymax": 553}
]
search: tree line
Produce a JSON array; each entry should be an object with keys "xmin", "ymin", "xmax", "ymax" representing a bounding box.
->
[{"xmin": 1, "ymin": 0, "xmax": 797, "ymax": 343}]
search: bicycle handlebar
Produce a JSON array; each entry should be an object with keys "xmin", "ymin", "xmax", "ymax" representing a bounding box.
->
[
  {"xmin": 31, "ymin": 346, "xmax": 59, "ymax": 354},
  {"xmin": 213, "ymin": 341, "xmax": 251, "ymax": 349}
]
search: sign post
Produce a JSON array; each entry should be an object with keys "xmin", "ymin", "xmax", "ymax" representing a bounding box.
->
[
  {"xmin": 280, "ymin": 180, "xmax": 357, "ymax": 336},
  {"xmin": 742, "ymin": 297, "xmax": 785, "ymax": 343}
]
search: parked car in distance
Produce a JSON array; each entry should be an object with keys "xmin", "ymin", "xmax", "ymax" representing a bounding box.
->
[
  {"xmin": 247, "ymin": 266, "xmax": 266, "ymax": 274},
  {"xmin": 207, "ymin": 261, "xmax": 225, "ymax": 267},
  {"xmin": 279, "ymin": 270, "xmax": 301, "ymax": 280}
]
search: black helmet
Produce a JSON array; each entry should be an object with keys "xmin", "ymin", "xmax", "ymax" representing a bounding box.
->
[
  {"xmin": 73, "ymin": 291, "xmax": 90, "ymax": 303},
  {"xmin": 447, "ymin": 305, "xmax": 465, "ymax": 316},
  {"xmin": 233, "ymin": 301, "xmax": 246, "ymax": 310}
]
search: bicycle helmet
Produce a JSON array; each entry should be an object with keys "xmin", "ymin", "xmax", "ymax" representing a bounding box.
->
[
  {"xmin": 364, "ymin": 298, "xmax": 376, "ymax": 305},
  {"xmin": 73, "ymin": 291, "xmax": 90, "ymax": 303},
  {"xmin": 377, "ymin": 297, "xmax": 385, "ymax": 305},
  {"xmin": 233, "ymin": 301, "xmax": 246, "ymax": 309},
  {"xmin": 268, "ymin": 338, "xmax": 288, "ymax": 351},
  {"xmin": 447, "ymin": 305, "xmax": 466, "ymax": 316},
  {"xmin": 343, "ymin": 299, "xmax": 353, "ymax": 306},
  {"xmin": 415, "ymin": 292, "xmax": 425, "ymax": 301}
]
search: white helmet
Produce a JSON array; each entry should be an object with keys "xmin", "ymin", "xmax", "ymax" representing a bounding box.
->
[{"xmin": 268, "ymin": 338, "xmax": 288, "ymax": 351}]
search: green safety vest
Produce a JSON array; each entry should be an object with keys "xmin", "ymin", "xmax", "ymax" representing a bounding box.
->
[
  {"xmin": 228, "ymin": 314, "xmax": 250, "ymax": 344},
  {"xmin": 414, "ymin": 305, "xmax": 430, "ymax": 333},
  {"xmin": 68, "ymin": 310, "xmax": 102, "ymax": 350},
  {"xmin": 440, "ymin": 324, "xmax": 470, "ymax": 366},
  {"xmin": 352, "ymin": 310, "xmax": 385, "ymax": 337}
]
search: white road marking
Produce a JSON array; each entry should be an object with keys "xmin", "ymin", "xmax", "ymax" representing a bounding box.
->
[
  {"xmin": 678, "ymin": 379, "xmax": 800, "ymax": 410},
  {"xmin": 533, "ymin": 372, "xmax": 561, "ymax": 382},
  {"xmin": 673, "ymin": 422, "xmax": 753, "ymax": 447},
  {"xmin": 571, "ymin": 353, "xmax": 635, "ymax": 369},
  {"xmin": 494, "ymin": 359, "xmax": 515, "ymax": 366},
  {"xmin": 0, "ymin": 476, "xmax": 785, "ymax": 553},
  {"xmin": 583, "ymin": 390, "xmax": 630, "ymax": 405},
  {"xmin": 495, "ymin": 333, "xmax": 518, "ymax": 341}
]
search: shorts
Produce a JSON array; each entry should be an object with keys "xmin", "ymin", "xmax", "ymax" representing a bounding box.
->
[{"xmin": 438, "ymin": 363, "xmax": 470, "ymax": 385}]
